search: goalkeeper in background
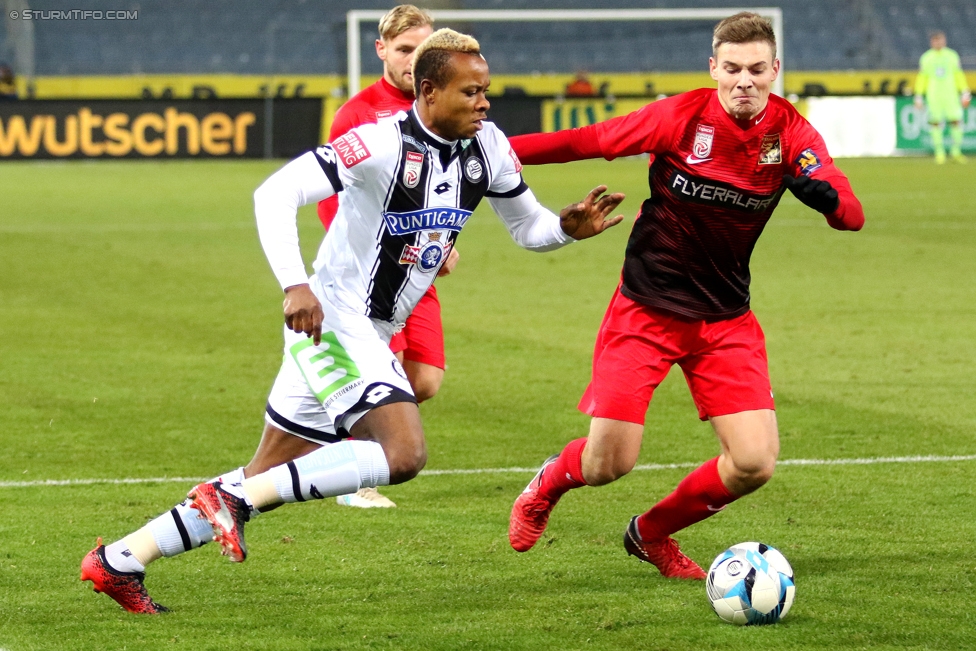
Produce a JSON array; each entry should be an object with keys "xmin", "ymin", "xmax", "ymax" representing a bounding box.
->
[{"xmin": 914, "ymin": 30, "xmax": 971, "ymax": 164}]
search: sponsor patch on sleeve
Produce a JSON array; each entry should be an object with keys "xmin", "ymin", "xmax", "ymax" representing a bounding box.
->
[
  {"xmin": 332, "ymin": 130, "xmax": 371, "ymax": 167},
  {"xmin": 508, "ymin": 147, "xmax": 523, "ymax": 173},
  {"xmin": 796, "ymin": 148, "xmax": 822, "ymax": 176}
]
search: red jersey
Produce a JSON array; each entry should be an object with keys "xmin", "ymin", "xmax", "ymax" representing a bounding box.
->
[
  {"xmin": 317, "ymin": 77, "xmax": 415, "ymax": 229},
  {"xmin": 510, "ymin": 89, "xmax": 864, "ymax": 320}
]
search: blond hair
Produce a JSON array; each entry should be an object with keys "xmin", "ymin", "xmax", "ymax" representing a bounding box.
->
[
  {"xmin": 712, "ymin": 12, "xmax": 776, "ymax": 58},
  {"xmin": 378, "ymin": 4, "xmax": 434, "ymax": 42},
  {"xmin": 411, "ymin": 28, "xmax": 482, "ymax": 95}
]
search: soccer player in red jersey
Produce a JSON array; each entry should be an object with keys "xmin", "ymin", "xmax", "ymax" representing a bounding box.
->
[
  {"xmin": 507, "ymin": 12, "xmax": 865, "ymax": 579},
  {"xmin": 318, "ymin": 5, "xmax": 456, "ymax": 412}
]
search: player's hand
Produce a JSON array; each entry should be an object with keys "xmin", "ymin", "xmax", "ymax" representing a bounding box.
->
[
  {"xmin": 962, "ymin": 92, "xmax": 972, "ymax": 109},
  {"xmin": 437, "ymin": 246, "xmax": 460, "ymax": 277},
  {"xmin": 559, "ymin": 185, "xmax": 625, "ymax": 240},
  {"xmin": 782, "ymin": 174, "xmax": 839, "ymax": 214},
  {"xmin": 913, "ymin": 95, "xmax": 924, "ymax": 109},
  {"xmin": 283, "ymin": 283, "xmax": 324, "ymax": 345}
]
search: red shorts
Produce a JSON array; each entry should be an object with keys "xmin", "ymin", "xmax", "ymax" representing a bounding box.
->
[
  {"xmin": 579, "ymin": 288, "xmax": 774, "ymax": 424},
  {"xmin": 389, "ymin": 285, "xmax": 445, "ymax": 369}
]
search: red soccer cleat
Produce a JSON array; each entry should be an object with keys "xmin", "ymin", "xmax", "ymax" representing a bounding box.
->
[
  {"xmin": 188, "ymin": 481, "xmax": 250, "ymax": 562},
  {"xmin": 508, "ymin": 454, "xmax": 560, "ymax": 552},
  {"xmin": 623, "ymin": 516, "xmax": 706, "ymax": 580},
  {"xmin": 80, "ymin": 538, "xmax": 169, "ymax": 614}
]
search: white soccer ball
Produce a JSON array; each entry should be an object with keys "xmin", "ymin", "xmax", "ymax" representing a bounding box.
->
[{"xmin": 706, "ymin": 542, "xmax": 795, "ymax": 625}]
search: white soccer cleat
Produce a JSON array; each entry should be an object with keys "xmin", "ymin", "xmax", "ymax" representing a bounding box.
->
[{"xmin": 336, "ymin": 487, "xmax": 396, "ymax": 508}]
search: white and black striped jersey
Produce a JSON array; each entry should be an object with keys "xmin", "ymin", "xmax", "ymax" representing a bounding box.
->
[{"xmin": 255, "ymin": 107, "xmax": 573, "ymax": 335}]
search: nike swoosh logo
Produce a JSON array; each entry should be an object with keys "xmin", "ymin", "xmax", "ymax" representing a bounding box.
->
[
  {"xmin": 706, "ymin": 504, "xmax": 727, "ymax": 512},
  {"xmin": 685, "ymin": 155, "xmax": 712, "ymax": 165}
]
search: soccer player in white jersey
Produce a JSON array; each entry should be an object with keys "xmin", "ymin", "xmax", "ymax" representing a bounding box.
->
[{"xmin": 80, "ymin": 29, "xmax": 626, "ymax": 614}]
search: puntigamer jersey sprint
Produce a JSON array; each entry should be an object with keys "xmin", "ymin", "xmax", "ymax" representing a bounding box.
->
[{"xmin": 309, "ymin": 108, "xmax": 526, "ymax": 328}]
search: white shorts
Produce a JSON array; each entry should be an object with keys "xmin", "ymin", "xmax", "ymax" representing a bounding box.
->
[{"xmin": 265, "ymin": 298, "xmax": 415, "ymax": 443}]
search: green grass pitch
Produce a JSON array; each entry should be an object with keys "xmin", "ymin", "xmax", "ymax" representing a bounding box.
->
[{"xmin": 0, "ymin": 156, "xmax": 974, "ymax": 650}]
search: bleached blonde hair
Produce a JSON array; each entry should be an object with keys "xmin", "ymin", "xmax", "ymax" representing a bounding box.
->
[
  {"xmin": 712, "ymin": 12, "xmax": 777, "ymax": 59},
  {"xmin": 378, "ymin": 4, "xmax": 434, "ymax": 42},
  {"xmin": 411, "ymin": 28, "xmax": 482, "ymax": 95}
]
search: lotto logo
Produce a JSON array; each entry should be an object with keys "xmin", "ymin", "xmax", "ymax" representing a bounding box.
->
[
  {"xmin": 365, "ymin": 385, "xmax": 394, "ymax": 404},
  {"xmin": 315, "ymin": 145, "xmax": 336, "ymax": 165},
  {"xmin": 332, "ymin": 131, "xmax": 371, "ymax": 167}
]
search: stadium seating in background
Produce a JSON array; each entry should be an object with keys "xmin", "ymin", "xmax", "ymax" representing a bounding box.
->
[{"xmin": 4, "ymin": 0, "xmax": 974, "ymax": 76}]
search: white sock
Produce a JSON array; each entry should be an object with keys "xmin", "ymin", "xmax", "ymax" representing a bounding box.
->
[
  {"xmin": 104, "ymin": 537, "xmax": 149, "ymax": 574},
  {"xmin": 147, "ymin": 500, "xmax": 218, "ymax": 557},
  {"xmin": 151, "ymin": 466, "xmax": 251, "ymax": 556},
  {"xmin": 244, "ymin": 440, "xmax": 389, "ymax": 508},
  {"xmin": 104, "ymin": 467, "xmax": 251, "ymax": 572},
  {"xmin": 214, "ymin": 467, "xmax": 246, "ymax": 486}
]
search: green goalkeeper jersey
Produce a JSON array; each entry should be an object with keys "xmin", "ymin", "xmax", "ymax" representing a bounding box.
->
[{"xmin": 915, "ymin": 47, "xmax": 968, "ymax": 98}]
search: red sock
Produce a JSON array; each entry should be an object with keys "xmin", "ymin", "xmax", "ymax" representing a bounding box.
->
[
  {"xmin": 636, "ymin": 457, "xmax": 736, "ymax": 541},
  {"xmin": 538, "ymin": 437, "xmax": 588, "ymax": 502}
]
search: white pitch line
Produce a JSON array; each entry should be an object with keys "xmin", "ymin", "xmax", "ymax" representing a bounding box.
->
[
  {"xmin": 0, "ymin": 222, "xmax": 253, "ymax": 234},
  {"xmin": 1, "ymin": 454, "xmax": 974, "ymax": 489},
  {"xmin": 0, "ymin": 476, "xmax": 208, "ymax": 488}
]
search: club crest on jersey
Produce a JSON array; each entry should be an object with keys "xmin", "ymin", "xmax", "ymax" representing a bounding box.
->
[
  {"xmin": 403, "ymin": 151, "xmax": 424, "ymax": 188},
  {"xmin": 758, "ymin": 133, "xmax": 782, "ymax": 165},
  {"xmin": 464, "ymin": 156, "xmax": 484, "ymax": 182},
  {"xmin": 693, "ymin": 124, "xmax": 715, "ymax": 159},
  {"xmin": 399, "ymin": 232, "xmax": 451, "ymax": 273},
  {"xmin": 332, "ymin": 131, "xmax": 370, "ymax": 167},
  {"xmin": 391, "ymin": 359, "xmax": 408, "ymax": 380},
  {"xmin": 796, "ymin": 148, "xmax": 823, "ymax": 176}
]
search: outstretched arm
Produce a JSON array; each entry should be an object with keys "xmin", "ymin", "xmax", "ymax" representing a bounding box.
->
[
  {"xmin": 488, "ymin": 185, "xmax": 624, "ymax": 251},
  {"xmin": 509, "ymin": 128, "xmax": 605, "ymax": 165},
  {"xmin": 558, "ymin": 185, "xmax": 625, "ymax": 240},
  {"xmin": 510, "ymin": 99, "xmax": 669, "ymax": 165}
]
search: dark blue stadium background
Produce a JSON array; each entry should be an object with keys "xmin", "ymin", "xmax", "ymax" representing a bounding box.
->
[{"xmin": 4, "ymin": 0, "xmax": 975, "ymax": 76}]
